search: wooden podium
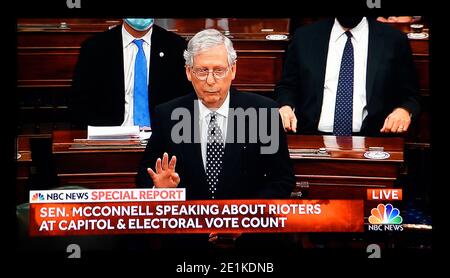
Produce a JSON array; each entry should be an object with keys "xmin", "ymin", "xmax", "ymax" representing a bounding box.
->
[{"xmin": 287, "ymin": 135, "xmax": 404, "ymax": 200}]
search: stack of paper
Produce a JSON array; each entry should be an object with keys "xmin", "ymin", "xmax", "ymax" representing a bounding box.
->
[
  {"xmin": 70, "ymin": 126, "xmax": 147, "ymax": 150},
  {"xmin": 87, "ymin": 126, "xmax": 140, "ymax": 140}
]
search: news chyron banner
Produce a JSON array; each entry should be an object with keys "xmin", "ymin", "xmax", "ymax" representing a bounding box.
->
[{"xmin": 29, "ymin": 189, "xmax": 364, "ymax": 236}]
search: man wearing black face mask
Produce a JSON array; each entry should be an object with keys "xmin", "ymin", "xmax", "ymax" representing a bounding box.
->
[
  {"xmin": 276, "ymin": 16, "xmax": 420, "ymax": 136},
  {"xmin": 70, "ymin": 18, "xmax": 192, "ymax": 128}
]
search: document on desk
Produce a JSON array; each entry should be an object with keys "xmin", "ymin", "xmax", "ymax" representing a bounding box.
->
[
  {"xmin": 71, "ymin": 126, "xmax": 148, "ymax": 150},
  {"xmin": 87, "ymin": 125, "xmax": 140, "ymax": 140},
  {"xmin": 139, "ymin": 130, "xmax": 152, "ymax": 141}
]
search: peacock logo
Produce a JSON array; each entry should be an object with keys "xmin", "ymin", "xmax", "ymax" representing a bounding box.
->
[
  {"xmin": 31, "ymin": 193, "xmax": 45, "ymax": 202},
  {"xmin": 369, "ymin": 204, "xmax": 403, "ymax": 224}
]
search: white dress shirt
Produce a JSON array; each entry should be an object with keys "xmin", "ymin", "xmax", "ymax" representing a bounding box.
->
[
  {"xmin": 198, "ymin": 92, "xmax": 230, "ymax": 171},
  {"xmin": 121, "ymin": 25, "xmax": 152, "ymax": 126},
  {"xmin": 318, "ymin": 17, "xmax": 369, "ymax": 133}
]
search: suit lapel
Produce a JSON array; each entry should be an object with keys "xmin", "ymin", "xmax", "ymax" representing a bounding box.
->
[
  {"xmin": 149, "ymin": 26, "xmax": 163, "ymax": 103},
  {"xmin": 183, "ymin": 96, "xmax": 209, "ymax": 193},
  {"xmin": 111, "ymin": 26, "xmax": 126, "ymax": 117},
  {"xmin": 219, "ymin": 90, "xmax": 244, "ymax": 194},
  {"xmin": 314, "ymin": 19, "xmax": 334, "ymax": 120},
  {"xmin": 366, "ymin": 19, "xmax": 384, "ymax": 105}
]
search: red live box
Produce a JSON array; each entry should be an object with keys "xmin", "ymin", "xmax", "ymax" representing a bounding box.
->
[{"xmin": 367, "ymin": 189, "xmax": 402, "ymax": 201}]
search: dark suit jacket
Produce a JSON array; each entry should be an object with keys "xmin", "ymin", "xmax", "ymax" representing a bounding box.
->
[
  {"xmin": 70, "ymin": 24, "xmax": 192, "ymax": 127},
  {"xmin": 276, "ymin": 17, "xmax": 420, "ymax": 136},
  {"xmin": 136, "ymin": 89, "xmax": 295, "ymax": 200}
]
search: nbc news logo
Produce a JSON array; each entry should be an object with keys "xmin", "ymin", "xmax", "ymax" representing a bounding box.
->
[
  {"xmin": 368, "ymin": 204, "xmax": 404, "ymax": 231},
  {"xmin": 31, "ymin": 193, "xmax": 45, "ymax": 202}
]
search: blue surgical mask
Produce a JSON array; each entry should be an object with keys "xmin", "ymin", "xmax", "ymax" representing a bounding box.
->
[{"xmin": 124, "ymin": 18, "xmax": 154, "ymax": 31}]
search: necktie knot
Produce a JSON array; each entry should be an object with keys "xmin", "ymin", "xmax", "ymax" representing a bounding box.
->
[
  {"xmin": 209, "ymin": 112, "xmax": 218, "ymax": 123},
  {"xmin": 133, "ymin": 39, "xmax": 145, "ymax": 50},
  {"xmin": 345, "ymin": 31, "xmax": 352, "ymax": 39}
]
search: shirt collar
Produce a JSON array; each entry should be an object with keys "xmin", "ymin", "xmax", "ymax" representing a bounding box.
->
[
  {"xmin": 331, "ymin": 17, "xmax": 368, "ymax": 43},
  {"xmin": 122, "ymin": 24, "xmax": 153, "ymax": 48},
  {"xmin": 198, "ymin": 91, "xmax": 230, "ymax": 121}
]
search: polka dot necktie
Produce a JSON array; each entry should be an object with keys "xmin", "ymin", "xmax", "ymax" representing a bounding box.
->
[
  {"xmin": 206, "ymin": 112, "xmax": 225, "ymax": 199},
  {"xmin": 333, "ymin": 31, "xmax": 353, "ymax": 136}
]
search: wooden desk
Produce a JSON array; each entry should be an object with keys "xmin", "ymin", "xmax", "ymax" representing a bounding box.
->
[
  {"xmin": 49, "ymin": 131, "xmax": 404, "ymax": 200},
  {"xmin": 16, "ymin": 133, "xmax": 52, "ymax": 204},
  {"xmin": 287, "ymin": 135, "xmax": 404, "ymax": 199},
  {"xmin": 52, "ymin": 130, "xmax": 144, "ymax": 188},
  {"xmin": 16, "ymin": 135, "xmax": 32, "ymax": 204}
]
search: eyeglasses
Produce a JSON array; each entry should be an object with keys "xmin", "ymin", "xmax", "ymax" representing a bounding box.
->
[{"xmin": 191, "ymin": 67, "xmax": 230, "ymax": 81}]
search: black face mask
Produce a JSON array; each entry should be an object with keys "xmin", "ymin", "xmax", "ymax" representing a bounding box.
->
[{"xmin": 336, "ymin": 16, "xmax": 364, "ymax": 29}]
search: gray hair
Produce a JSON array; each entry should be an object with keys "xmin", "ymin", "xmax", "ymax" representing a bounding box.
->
[{"xmin": 183, "ymin": 29, "xmax": 237, "ymax": 67}]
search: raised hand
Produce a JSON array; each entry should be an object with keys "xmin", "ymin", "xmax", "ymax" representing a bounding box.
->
[{"xmin": 147, "ymin": 152, "xmax": 180, "ymax": 188}]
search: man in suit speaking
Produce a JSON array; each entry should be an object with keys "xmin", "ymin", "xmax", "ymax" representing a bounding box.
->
[
  {"xmin": 136, "ymin": 28, "xmax": 295, "ymax": 248},
  {"xmin": 276, "ymin": 16, "xmax": 420, "ymax": 136},
  {"xmin": 136, "ymin": 28, "xmax": 295, "ymax": 199}
]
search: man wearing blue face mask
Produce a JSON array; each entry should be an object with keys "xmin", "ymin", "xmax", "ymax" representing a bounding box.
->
[{"xmin": 70, "ymin": 18, "xmax": 192, "ymax": 129}]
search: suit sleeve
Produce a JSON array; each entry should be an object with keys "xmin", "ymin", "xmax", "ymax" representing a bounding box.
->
[
  {"xmin": 176, "ymin": 38, "xmax": 193, "ymax": 95},
  {"xmin": 395, "ymin": 33, "xmax": 421, "ymax": 119},
  {"xmin": 70, "ymin": 40, "xmax": 94, "ymax": 128},
  {"xmin": 166, "ymin": 32, "xmax": 192, "ymax": 98},
  {"xmin": 275, "ymin": 32, "xmax": 302, "ymax": 109},
  {"xmin": 257, "ymin": 108, "xmax": 296, "ymax": 199},
  {"xmin": 135, "ymin": 106, "xmax": 164, "ymax": 188}
]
